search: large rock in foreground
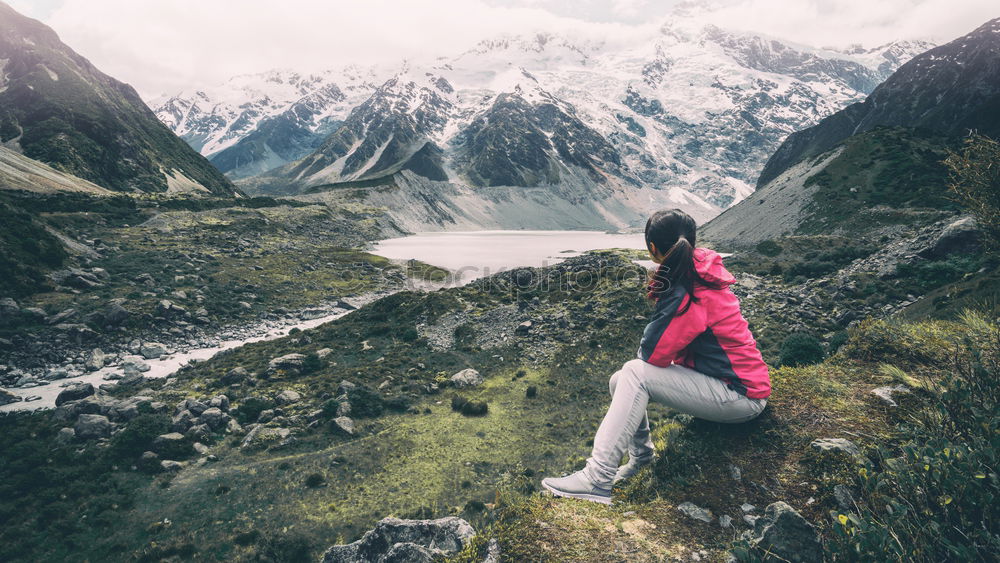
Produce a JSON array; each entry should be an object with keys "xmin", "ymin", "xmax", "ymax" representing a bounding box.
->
[
  {"xmin": 320, "ymin": 516, "xmax": 475, "ymax": 563},
  {"xmin": 749, "ymin": 501, "xmax": 821, "ymax": 562}
]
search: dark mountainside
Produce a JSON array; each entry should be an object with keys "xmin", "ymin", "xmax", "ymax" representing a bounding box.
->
[
  {"xmin": 0, "ymin": 7, "xmax": 998, "ymax": 563},
  {"xmin": 245, "ymin": 72, "xmax": 629, "ymax": 197},
  {"xmin": 757, "ymin": 17, "xmax": 1000, "ymax": 188},
  {"xmin": 0, "ymin": 2, "xmax": 239, "ymax": 196}
]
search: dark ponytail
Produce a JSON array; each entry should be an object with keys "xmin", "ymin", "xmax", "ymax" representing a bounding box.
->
[{"xmin": 645, "ymin": 208, "xmax": 724, "ymax": 314}]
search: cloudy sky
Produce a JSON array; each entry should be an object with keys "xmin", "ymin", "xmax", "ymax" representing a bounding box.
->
[{"xmin": 6, "ymin": 0, "xmax": 998, "ymax": 99}]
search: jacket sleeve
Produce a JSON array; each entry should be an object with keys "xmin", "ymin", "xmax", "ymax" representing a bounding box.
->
[{"xmin": 639, "ymin": 288, "xmax": 708, "ymax": 367}]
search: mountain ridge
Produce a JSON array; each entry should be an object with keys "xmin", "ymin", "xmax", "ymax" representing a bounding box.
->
[
  {"xmin": 0, "ymin": 1, "xmax": 240, "ymax": 196},
  {"xmin": 756, "ymin": 17, "xmax": 1000, "ymax": 187},
  {"xmin": 153, "ymin": 21, "xmax": 934, "ymax": 222}
]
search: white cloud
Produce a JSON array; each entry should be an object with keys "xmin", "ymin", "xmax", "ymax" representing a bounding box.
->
[{"xmin": 15, "ymin": 0, "xmax": 999, "ymax": 99}]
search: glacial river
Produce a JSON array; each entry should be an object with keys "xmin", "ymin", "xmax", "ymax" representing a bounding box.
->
[{"xmin": 2, "ymin": 230, "xmax": 651, "ymax": 412}]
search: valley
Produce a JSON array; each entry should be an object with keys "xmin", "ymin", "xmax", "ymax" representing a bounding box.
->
[{"xmin": 0, "ymin": 2, "xmax": 998, "ymax": 563}]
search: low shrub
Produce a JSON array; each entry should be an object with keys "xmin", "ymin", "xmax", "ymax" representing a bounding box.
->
[{"xmin": 779, "ymin": 332, "xmax": 825, "ymax": 367}]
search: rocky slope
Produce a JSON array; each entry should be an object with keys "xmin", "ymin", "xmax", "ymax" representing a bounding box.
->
[
  {"xmin": 0, "ymin": 1, "xmax": 239, "ymax": 195},
  {"xmin": 758, "ymin": 17, "xmax": 1000, "ymax": 187},
  {"xmin": 154, "ymin": 8, "xmax": 932, "ymax": 225},
  {"xmin": 700, "ymin": 127, "xmax": 958, "ymax": 247},
  {"xmin": 0, "ymin": 146, "xmax": 111, "ymax": 194},
  {"xmin": 1, "ymin": 241, "xmax": 994, "ymax": 561}
]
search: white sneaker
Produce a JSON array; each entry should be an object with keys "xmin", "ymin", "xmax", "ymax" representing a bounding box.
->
[
  {"xmin": 613, "ymin": 453, "xmax": 655, "ymax": 484},
  {"xmin": 541, "ymin": 470, "xmax": 612, "ymax": 505}
]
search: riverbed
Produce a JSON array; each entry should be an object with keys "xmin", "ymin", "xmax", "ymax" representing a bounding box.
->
[{"xmin": 2, "ymin": 230, "xmax": 655, "ymax": 412}]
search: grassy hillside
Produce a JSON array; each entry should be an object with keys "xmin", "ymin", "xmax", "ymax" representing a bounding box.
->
[
  {"xmin": 0, "ymin": 2, "xmax": 239, "ymax": 196},
  {"xmin": 1, "ymin": 252, "xmax": 996, "ymax": 561}
]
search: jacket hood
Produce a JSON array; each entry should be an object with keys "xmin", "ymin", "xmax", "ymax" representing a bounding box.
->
[{"xmin": 693, "ymin": 247, "xmax": 735, "ymax": 287}]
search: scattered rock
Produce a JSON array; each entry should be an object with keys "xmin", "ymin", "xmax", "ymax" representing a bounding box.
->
[
  {"xmin": 0, "ymin": 388, "xmax": 21, "ymax": 406},
  {"xmin": 55, "ymin": 382, "xmax": 95, "ymax": 406},
  {"xmin": 121, "ymin": 357, "xmax": 151, "ymax": 375},
  {"xmin": 140, "ymin": 342, "xmax": 168, "ymax": 359},
  {"xmin": 677, "ymin": 502, "xmax": 714, "ymax": 523},
  {"xmin": 198, "ymin": 407, "xmax": 230, "ymax": 430},
  {"xmin": 221, "ymin": 366, "xmax": 249, "ymax": 385},
  {"xmin": 450, "ymin": 368, "xmax": 483, "ymax": 388},
  {"xmin": 240, "ymin": 426, "xmax": 293, "ymax": 451},
  {"xmin": 833, "ymin": 484, "xmax": 856, "ymax": 511},
  {"xmin": 748, "ymin": 502, "xmax": 821, "ymax": 563},
  {"xmin": 269, "ymin": 353, "xmax": 306, "ymax": 371},
  {"xmin": 275, "ymin": 389, "xmax": 302, "ymax": 405},
  {"xmin": 810, "ymin": 438, "xmax": 861, "ymax": 457},
  {"xmin": 55, "ymin": 427, "xmax": 76, "ymax": 444},
  {"xmin": 719, "ymin": 515, "xmax": 733, "ymax": 528},
  {"xmin": 84, "ymin": 348, "xmax": 106, "ymax": 372},
  {"xmin": 333, "ymin": 416, "xmax": 355, "ymax": 435},
  {"xmin": 160, "ymin": 460, "xmax": 185, "ymax": 472},
  {"xmin": 153, "ymin": 432, "xmax": 187, "ymax": 454},
  {"xmin": 209, "ymin": 395, "xmax": 230, "ymax": 411},
  {"xmin": 871, "ymin": 384, "xmax": 910, "ymax": 407},
  {"xmin": 74, "ymin": 414, "xmax": 111, "ymax": 440},
  {"xmin": 319, "ymin": 516, "xmax": 475, "ymax": 563},
  {"xmin": 919, "ymin": 216, "xmax": 980, "ymax": 259},
  {"xmin": 729, "ymin": 463, "xmax": 742, "ymax": 481}
]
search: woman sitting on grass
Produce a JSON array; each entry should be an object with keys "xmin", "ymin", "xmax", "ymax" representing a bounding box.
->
[{"xmin": 541, "ymin": 208, "xmax": 771, "ymax": 504}]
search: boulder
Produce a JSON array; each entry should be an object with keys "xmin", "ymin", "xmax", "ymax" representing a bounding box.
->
[
  {"xmin": 240, "ymin": 426, "xmax": 293, "ymax": 451},
  {"xmin": 919, "ymin": 216, "xmax": 980, "ymax": 259},
  {"xmin": 74, "ymin": 414, "xmax": 111, "ymax": 440},
  {"xmin": 209, "ymin": 395, "xmax": 230, "ymax": 411},
  {"xmin": 320, "ymin": 516, "xmax": 475, "ymax": 563},
  {"xmin": 810, "ymin": 438, "xmax": 861, "ymax": 457},
  {"xmin": 515, "ymin": 321, "xmax": 533, "ymax": 335},
  {"xmin": 55, "ymin": 382, "xmax": 95, "ymax": 406},
  {"xmin": 185, "ymin": 423, "xmax": 212, "ymax": 443},
  {"xmin": 84, "ymin": 348, "xmax": 106, "ymax": 372},
  {"xmin": 0, "ymin": 297, "xmax": 19, "ymax": 317},
  {"xmin": 0, "ymin": 388, "xmax": 21, "ymax": 406},
  {"xmin": 121, "ymin": 357, "xmax": 151, "ymax": 375},
  {"xmin": 103, "ymin": 302, "xmax": 131, "ymax": 326},
  {"xmin": 140, "ymin": 342, "xmax": 168, "ymax": 359},
  {"xmin": 55, "ymin": 427, "xmax": 76, "ymax": 445},
  {"xmin": 198, "ymin": 407, "xmax": 229, "ymax": 430},
  {"xmin": 332, "ymin": 416, "xmax": 355, "ymax": 435},
  {"xmin": 749, "ymin": 502, "xmax": 821, "ymax": 563},
  {"xmin": 46, "ymin": 308, "xmax": 78, "ymax": 325},
  {"xmin": 269, "ymin": 353, "xmax": 306, "ymax": 371},
  {"xmin": 171, "ymin": 410, "xmax": 197, "ymax": 432},
  {"xmin": 833, "ymin": 484, "xmax": 856, "ymax": 511},
  {"xmin": 153, "ymin": 432, "xmax": 187, "ymax": 453},
  {"xmin": 677, "ymin": 501, "xmax": 714, "ymax": 523},
  {"xmin": 449, "ymin": 368, "xmax": 483, "ymax": 388},
  {"xmin": 160, "ymin": 460, "xmax": 185, "ymax": 472},
  {"xmin": 221, "ymin": 366, "xmax": 250, "ymax": 385},
  {"xmin": 275, "ymin": 389, "xmax": 302, "ymax": 405}
]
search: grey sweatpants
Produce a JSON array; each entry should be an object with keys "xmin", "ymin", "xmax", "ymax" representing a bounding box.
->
[{"xmin": 582, "ymin": 358, "xmax": 767, "ymax": 486}]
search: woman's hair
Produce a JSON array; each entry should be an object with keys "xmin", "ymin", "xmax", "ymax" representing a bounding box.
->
[{"xmin": 645, "ymin": 208, "xmax": 724, "ymax": 313}]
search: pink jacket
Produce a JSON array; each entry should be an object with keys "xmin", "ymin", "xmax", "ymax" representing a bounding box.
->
[{"xmin": 638, "ymin": 247, "xmax": 771, "ymax": 399}]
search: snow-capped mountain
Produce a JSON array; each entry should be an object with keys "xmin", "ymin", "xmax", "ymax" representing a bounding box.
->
[
  {"xmin": 152, "ymin": 13, "xmax": 934, "ymax": 225},
  {"xmin": 151, "ymin": 66, "xmax": 387, "ymax": 179}
]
